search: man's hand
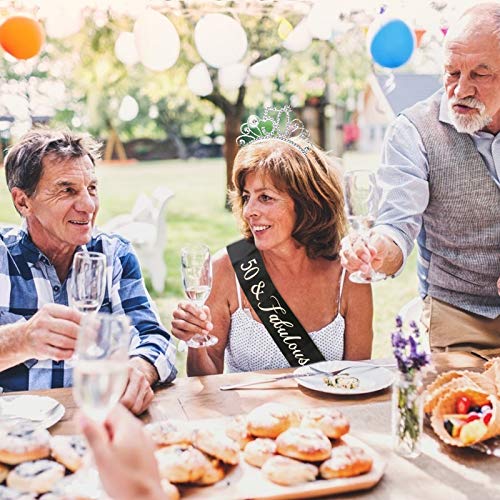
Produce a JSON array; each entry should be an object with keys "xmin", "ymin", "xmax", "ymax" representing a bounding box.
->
[
  {"xmin": 20, "ymin": 303, "xmax": 82, "ymax": 361},
  {"xmin": 340, "ymin": 231, "xmax": 403, "ymax": 278},
  {"xmin": 120, "ymin": 357, "xmax": 157, "ymax": 415}
]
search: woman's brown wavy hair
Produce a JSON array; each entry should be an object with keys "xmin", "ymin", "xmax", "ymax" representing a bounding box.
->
[{"xmin": 229, "ymin": 139, "xmax": 347, "ymax": 260}]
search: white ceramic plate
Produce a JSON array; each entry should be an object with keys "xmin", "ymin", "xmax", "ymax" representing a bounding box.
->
[
  {"xmin": 0, "ymin": 395, "xmax": 65, "ymax": 429},
  {"xmin": 294, "ymin": 360, "xmax": 395, "ymax": 395}
]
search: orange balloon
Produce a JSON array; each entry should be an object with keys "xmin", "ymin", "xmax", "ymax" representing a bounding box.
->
[{"xmin": 0, "ymin": 15, "xmax": 45, "ymax": 60}]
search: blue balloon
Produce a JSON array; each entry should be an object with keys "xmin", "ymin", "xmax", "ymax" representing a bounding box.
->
[{"xmin": 369, "ymin": 19, "xmax": 415, "ymax": 69}]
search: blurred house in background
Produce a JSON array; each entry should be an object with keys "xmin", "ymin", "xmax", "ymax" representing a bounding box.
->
[{"xmin": 357, "ymin": 73, "xmax": 442, "ymax": 153}]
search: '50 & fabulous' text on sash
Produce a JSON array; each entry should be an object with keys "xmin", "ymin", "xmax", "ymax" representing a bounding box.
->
[{"xmin": 227, "ymin": 239, "xmax": 325, "ymax": 367}]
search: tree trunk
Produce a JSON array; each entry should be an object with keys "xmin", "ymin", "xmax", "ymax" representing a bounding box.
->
[
  {"xmin": 224, "ymin": 110, "xmax": 243, "ymax": 209},
  {"xmin": 170, "ymin": 132, "xmax": 189, "ymax": 160}
]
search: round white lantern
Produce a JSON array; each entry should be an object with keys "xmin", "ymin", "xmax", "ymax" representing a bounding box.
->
[
  {"xmin": 43, "ymin": 0, "xmax": 83, "ymax": 39},
  {"xmin": 306, "ymin": 0, "xmax": 340, "ymax": 40},
  {"xmin": 134, "ymin": 9, "xmax": 180, "ymax": 71},
  {"xmin": 194, "ymin": 14, "xmax": 247, "ymax": 68},
  {"xmin": 283, "ymin": 19, "xmax": 312, "ymax": 52},
  {"xmin": 118, "ymin": 95, "xmax": 139, "ymax": 122},
  {"xmin": 218, "ymin": 63, "xmax": 247, "ymax": 90},
  {"xmin": 187, "ymin": 63, "xmax": 213, "ymax": 96},
  {"xmin": 114, "ymin": 32, "xmax": 139, "ymax": 66},
  {"xmin": 249, "ymin": 54, "xmax": 282, "ymax": 79}
]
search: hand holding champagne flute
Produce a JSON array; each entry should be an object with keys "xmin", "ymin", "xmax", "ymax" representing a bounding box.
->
[
  {"xmin": 180, "ymin": 244, "xmax": 218, "ymax": 348},
  {"xmin": 73, "ymin": 313, "xmax": 130, "ymax": 423},
  {"xmin": 343, "ymin": 169, "xmax": 386, "ymax": 283}
]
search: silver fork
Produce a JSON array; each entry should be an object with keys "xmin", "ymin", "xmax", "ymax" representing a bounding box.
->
[{"xmin": 219, "ymin": 367, "xmax": 351, "ymax": 391}]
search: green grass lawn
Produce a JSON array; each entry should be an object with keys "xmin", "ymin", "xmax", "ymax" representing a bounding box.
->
[{"xmin": 0, "ymin": 153, "xmax": 418, "ymax": 371}]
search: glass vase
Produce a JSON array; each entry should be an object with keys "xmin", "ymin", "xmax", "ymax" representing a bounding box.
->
[{"xmin": 392, "ymin": 369, "xmax": 424, "ymax": 458}]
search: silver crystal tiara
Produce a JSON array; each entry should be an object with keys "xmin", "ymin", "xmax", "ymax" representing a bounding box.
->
[{"xmin": 236, "ymin": 105, "xmax": 313, "ymax": 155}]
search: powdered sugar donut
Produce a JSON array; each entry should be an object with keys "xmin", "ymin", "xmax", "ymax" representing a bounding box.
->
[
  {"xmin": 262, "ymin": 456, "xmax": 318, "ymax": 486},
  {"xmin": 7, "ymin": 460, "xmax": 65, "ymax": 494},
  {"xmin": 0, "ymin": 425, "xmax": 51, "ymax": 465},
  {"xmin": 243, "ymin": 438, "xmax": 276, "ymax": 468},
  {"xmin": 276, "ymin": 427, "xmax": 332, "ymax": 462},
  {"xmin": 300, "ymin": 408, "xmax": 350, "ymax": 439},
  {"xmin": 50, "ymin": 435, "xmax": 88, "ymax": 472}
]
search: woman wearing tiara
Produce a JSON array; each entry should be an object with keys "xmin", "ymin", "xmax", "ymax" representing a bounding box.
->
[{"xmin": 172, "ymin": 108, "xmax": 373, "ymax": 375}]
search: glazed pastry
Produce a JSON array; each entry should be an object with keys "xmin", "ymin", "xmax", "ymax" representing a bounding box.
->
[
  {"xmin": 0, "ymin": 425, "xmax": 51, "ymax": 465},
  {"xmin": 243, "ymin": 438, "xmax": 276, "ymax": 468},
  {"xmin": 225, "ymin": 416, "xmax": 253, "ymax": 450},
  {"xmin": 50, "ymin": 435, "xmax": 88, "ymax": 472},
  {"xmin": 144, "ymin": 420, "xmax": 192, "ymax": 448},
  {"xmin": 320, "ymin": 445, "xmax": 373, "ymax": 479},
  {"xmin": 300, "ymin": 408, "xmax": 350, "ymax": 439},
  {"xmin": 193, "ymin": 456, "xmax": 225, "ymax": 486},
  {"xmin": 0, "ymin": 485, "xmax": 36, "ymax": 499},
  {"xmin": 6, "ymin": 460, "xmax": 65, "ymax": 494},
  {"xmin": 262, "ymin": 456, "xmax": 318, "ymax": 486},
  {"xmin": 275, "ymin": 427, "xmax": 332, "ymax": 462},
  {"xmin": 192, "ymin": 428, "xmax": 240, "ymax": 465},
  {"xmin": 246, "ymin": 403, "xmax": 299, "ymax": 439},
  {"xmin": 155, "ymin": 444, "xmax": 209, "ymax": 483}
]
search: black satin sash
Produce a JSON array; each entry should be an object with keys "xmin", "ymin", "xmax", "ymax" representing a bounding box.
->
[{"xmin": 227, "ymin": 239, "xmax": 325, "ymax": 367}]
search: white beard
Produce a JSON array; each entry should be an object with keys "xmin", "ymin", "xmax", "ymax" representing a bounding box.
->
[{"xmin": 447, "ymin": 97, "xmax": 493, "ymax": 134}]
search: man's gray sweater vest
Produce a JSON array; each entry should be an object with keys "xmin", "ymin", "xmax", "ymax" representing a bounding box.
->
[{"xmin": 401, "ymin": 91, "xmax": 500, "ymax": 319}]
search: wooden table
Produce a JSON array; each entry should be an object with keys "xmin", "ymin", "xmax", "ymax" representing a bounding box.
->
[{"xmin": 10, "ymin": 352, "xmax": 500, "ymax": 499}]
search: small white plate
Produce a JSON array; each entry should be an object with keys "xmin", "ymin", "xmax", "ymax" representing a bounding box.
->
[
  {"xmin": 294, "ymin": 360, "xmax": 395, "ymax": 395},
  {"xmin": 0, "ymin": 395, "xmax": 65, "ymax": 429}
]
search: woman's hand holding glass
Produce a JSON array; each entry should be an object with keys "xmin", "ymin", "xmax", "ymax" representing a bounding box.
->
[
  {"xmin": 175, "ymin": 244, "xmax": 218, "ymax": 348},
  {"xmin": 171, "ymin": 301, "xmax": 214, "ymax": 347}
]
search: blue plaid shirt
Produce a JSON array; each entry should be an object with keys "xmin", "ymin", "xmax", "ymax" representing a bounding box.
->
[{"xmin": 0, "ymin": 225, "xmax": 177, "ymax": 392}]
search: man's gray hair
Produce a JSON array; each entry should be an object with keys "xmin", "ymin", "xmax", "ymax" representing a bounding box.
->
[
  {"xmin": 461, "ymin": 2, "xmax": 500, "ymax": 44},
  {"xmin": 4, "ymin": 128, "xmax": 101, "ymax": 196}
]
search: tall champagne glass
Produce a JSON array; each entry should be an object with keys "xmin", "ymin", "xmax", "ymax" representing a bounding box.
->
[
  {"xmin": 73, "ymin": 313, "xmax": 130, "ymax": 423},
  {"xmin": 344, "ymin": 169, "xmax": 386, "ymax": 283},
  {"xmin": 181, "ymin": 244, "xmax": 218, "ymax": 348},
  {"xmin": 68, "ymin": 252, "xmax": 106, "ymax": 313}
]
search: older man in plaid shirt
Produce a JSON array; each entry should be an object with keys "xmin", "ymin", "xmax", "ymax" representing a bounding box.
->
[{"xmin": 0, "ymin": 129, "xmax": 177, "ymax": 414}]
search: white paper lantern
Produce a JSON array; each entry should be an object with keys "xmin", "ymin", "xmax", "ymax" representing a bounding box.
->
[
  {"xmin": 187, "ymin": 63, "xmax": 213, "ymax": 96},
  {"xmin": 114, "ymin": 32, "xmax": 139, "ymax": 66},
  {"xmin": 118, "ymin": 95, "xmax": 139, "ymax": 122},
  {"xmin": 283, "ymin": 19, "xmax": 312, "ymax": 52},
  {"xmin": 43, "ymin": 0, "xmax": 84, "ymax": 39},
  {"xmin": 194, "ymin": 14, "xmax": 247, "ymax": 68},
  {"xmin": 5, "ymin": 94, "xmax": 30, "ymax": 120},
  {"xmin": 218, "ymin": 63, "xmax": 247, "ymax": 90},
  {"xmin": 249, "ymin": 54, "xmax": 282, "ymax": 79},
  {"xmin": 134, "ymin": 9, "xmax": 180, "ymax": 71},
  {"xmin": 306, "ymin": 0, "xmax": 340, "ymax": 40}
]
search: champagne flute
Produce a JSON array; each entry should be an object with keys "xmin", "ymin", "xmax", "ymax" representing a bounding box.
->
[
  {"xmin": 73, "ymin": 313, "xmax": 130, "ymax": 423},
  {"xmin": 344, "ymin": 169, "xmax": 386, "ymax": 283},
  {"xmin": 180, "ymin": 244, "xmax": 218, "ymax": 348},
  {"xmin": 68, "ymin": 252, "xmax": 106, "ymax": 313}
]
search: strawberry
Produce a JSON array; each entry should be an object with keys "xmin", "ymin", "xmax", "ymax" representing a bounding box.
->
[{"xmin": 455, "ymin": 396, "xmax": 471, "ymax": 415}]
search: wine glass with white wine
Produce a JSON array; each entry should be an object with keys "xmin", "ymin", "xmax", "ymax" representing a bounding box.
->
[
  {"xmin": 73, "ymin": 313, "xmax": 130, "ymax": 423},
  {"xmin": 68, "ymin": 252, "xmax": 106, "ymax": 313},
  {"xmin": 180, "ymin": 244, "xmax": 218, "ymax": 348},
  {"xmin": 343, "ymin": 169, "xmax": 386, "ymax": 283}
]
